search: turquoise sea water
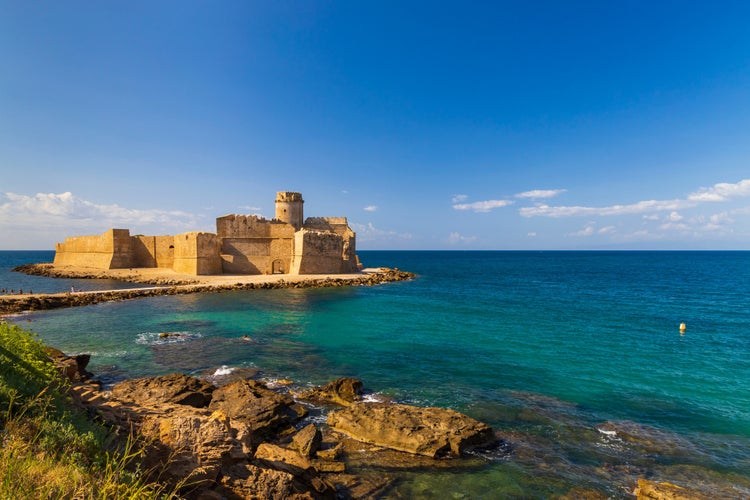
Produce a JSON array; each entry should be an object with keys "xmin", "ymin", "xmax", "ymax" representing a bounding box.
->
[{"xmin": 2, "ymin": 250, "xmax": 750, "ymax": 497}]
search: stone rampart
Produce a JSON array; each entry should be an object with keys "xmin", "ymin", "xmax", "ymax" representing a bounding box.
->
[
  {"xmin": 304, "ymin": 218, "xmax": 358, "ymax": 272},
  {"xmin": 53, "ymin": 229, "xmax": 134, "ymax": 269},
  {"xmin": 173, "ymin": 232, "xmax": 222, "ymax": 275},
  {"xmin": 132, "ymin": 235, "xmax": 175, "ymax": 268},
  {"xmin": 290, "ymin": 230, "xmax": 345, "ymax": 274},
  {"xmin": 217, "ymin": 214, "xmax": 295, "ymax": 274},
  {"xmin": 216, "ymin": 214, "xmax": 292, "ymax": 239}
]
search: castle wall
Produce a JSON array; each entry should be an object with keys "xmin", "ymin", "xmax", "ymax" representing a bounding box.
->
[
  {"xmin": 303, "ymin": 217, "xmax": 358, "ymax": 272},
  {"xmin": 217, "ymin": 214, "xmax": 295, "ymax": 274},
  {"xmin": 51, "ymin": 192, "xmax": 361, "ymax": 276},
  {"xmin": 289, "ymin": 229, "xmax": 346, "ymax": 274},
  {"xmin": 131, "ymin": 235, "xmax": 175, "ymax": 268},
  {"xmin": 53, "ymin": 229, "xmax": 134, "ymax": 269},
  {"xmin": 173, "ymin": 232, "xmax": 222, "ymax": 275}
]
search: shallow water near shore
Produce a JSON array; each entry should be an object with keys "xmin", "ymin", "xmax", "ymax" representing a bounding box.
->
[{"xmin": 3, "ymin": 250, "xmax": 750, "ymax": 497}]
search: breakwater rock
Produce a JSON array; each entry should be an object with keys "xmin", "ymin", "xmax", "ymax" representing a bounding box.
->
[
  {"xmin": 70, "ymin": 373, "xmax": 503, "ymax": 499},
  {"xmin": 1, "ymin": 267, "xmax": 416, "ymax": 315}
]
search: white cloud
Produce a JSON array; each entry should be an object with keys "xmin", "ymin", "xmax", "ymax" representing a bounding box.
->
[
  {"xmin": 448, "ymin": 232, "xmax": 477, "ymax": 244},
  {"xmin": 515, "ymin": 189, "xmax": 566, "ymax": 199},
  {"xmin": 688, "ymin": 179, "xmax": 750, "ymax": 202},
  {"xmin": 239, "ymin": 205, "xmax": 262, "ymax": 212},
  {"xmin": 520, "ymin": 198, "xmax": 693, "ymax": 218},
  {"xmin": 659, "ymin": 222, "xmax": 690, "ymax": 231},
  {"xmin": 667, "ymin": 211, "xmax": 683, "ymax": 222},
  {"xmin": 569, "ymin": 224, "xmax": 595, "ymax": 237},
  {"xmin": 453, "ymin": 199, "xmax": 514, "ymax": 213},
  {"xmin": 0, "ymin": 192, "xmax": 202, "ymax": 230},
  {"xmin": 527, "ymin": 232, "xmax": 537, "ymax": 237},
  {"xmin": 569, "ymin": 223, "xmax": 616, "ymax": 237},
  {"xmin": 519, "ymin": 179, "xmax": 750, "ymax": 220},
  {"xmin": 702, "ymin": 212, "xmax": 735, "ymax": 231},
  {"xmin": 617, "ymin": 229, "xmax": 664, "ymax": 242},
  {"xmin": 363, "ymin": 205, "xmax": 378, "ymax": 212},
  {"xmin": 451, "ymin": 194, "xmax": 468, "ymax": 203},
  {"xmin": 0, "ymin": 191, "xmax": 207, "ymax": 249},
  {"xmin": 350, "ymin": 222, "xmax": 412, "ymax": 242}
]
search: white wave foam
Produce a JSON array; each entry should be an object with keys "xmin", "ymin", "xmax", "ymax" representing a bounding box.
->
[
  {"xmin": 213, "ymin": 365, "xmax": 234, "ymax": 377},
  {"xmin": 597, "ymin": 428, "xmax": 618, "ymax": 437},
  {"xmin": 135, "ymin": 331, "xmax": 202, "ymax": 345},
  {"xmin": 361, "ymin": 392, "xmax": 387, "ymax": 403}
]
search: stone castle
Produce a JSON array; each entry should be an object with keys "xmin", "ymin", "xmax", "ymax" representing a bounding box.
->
[{"xmin": 53, "ymin": 192, "xmax": 360, "ymax": 275}]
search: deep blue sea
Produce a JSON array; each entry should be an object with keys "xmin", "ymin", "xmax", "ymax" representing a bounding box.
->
[{"xmin": 2, "ymin": 250, "xmax": 750, "ymax": 498}]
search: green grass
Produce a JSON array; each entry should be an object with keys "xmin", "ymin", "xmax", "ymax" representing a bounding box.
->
[{"xmin": 0, "ymin": 321, "xmax": 178, "ymax": 499}]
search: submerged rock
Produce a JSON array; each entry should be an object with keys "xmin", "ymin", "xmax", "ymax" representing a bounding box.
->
[
  {"xmin": 634, "ymin": 478, "xmax": 711, "ymax": 500},
  {"xmin": 327, "ymin": 402, "xmax": 498, "ymax": 458}
]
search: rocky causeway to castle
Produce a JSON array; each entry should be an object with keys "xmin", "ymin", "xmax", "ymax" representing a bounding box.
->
[{"xmin": 0, "ymin": 264, "xmax": 415, "ymax": 315}]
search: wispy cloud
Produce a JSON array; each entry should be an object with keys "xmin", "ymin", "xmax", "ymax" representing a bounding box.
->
[
  {"xmin": 451, "ymin": 194, "xmax": 468, "ymax": 203},
  {"xmin": 515, "ymin": 189, "xmax": 566, "ymax": 199},
  {"xmin": 521, "ymin": 199, "xmax": 693, "ymax": 218},
  {"xmin": 239, "ymin": 205, "xmax": 262, "ymax": 213},
  {"xmin": 569, "ymin": 223, "xmax": 617, "ymax": 237},
  {"xmin": 350, "ymin": 222, "xmax": 412, "ymax": 242},
  {"xmin": 448, "ymin": 232, "xmax": 477, "ymax": 244},
  {"xmin": 363, "ymin": 205, "xmax": 378, "ymax": 212},
  {"xmin": 453, "ymin": 199, "xmax": 514, "ymax": 213},
  {"xmin": 520, "ymin": 179, "xmax": 750, "ymax": 219}
]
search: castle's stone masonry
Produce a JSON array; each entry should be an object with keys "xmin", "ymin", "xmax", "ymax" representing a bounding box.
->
[{"xmin": 53, "ymin": 192, "xmax": 360, "ymax": 275}]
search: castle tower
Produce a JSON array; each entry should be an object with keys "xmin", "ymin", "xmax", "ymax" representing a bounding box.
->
[{"xmin": 275, "ymin": 192, "xmax": 304, "ymax": 230}]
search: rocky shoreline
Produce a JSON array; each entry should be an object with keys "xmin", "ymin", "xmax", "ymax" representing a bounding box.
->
[
  {"xmin": 1, "ymin": 265, "xmax": 416, "ymax": 316},
  {"xmin": 51, "ymin": 350, "xmax": 502, "ymax": 499},
  {"xmin": 43, "ymin": 350, "xmax": 734, "ymax": 500}
]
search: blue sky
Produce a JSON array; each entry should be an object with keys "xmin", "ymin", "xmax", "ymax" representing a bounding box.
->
[{"xmin": 2, "ymin": 1, "xmax": 750, "ymax": 250}]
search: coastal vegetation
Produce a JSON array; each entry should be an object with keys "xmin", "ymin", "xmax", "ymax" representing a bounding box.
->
[{"xmin": 0, "ymin": 321, "xmax": 174, "ymax": 499}]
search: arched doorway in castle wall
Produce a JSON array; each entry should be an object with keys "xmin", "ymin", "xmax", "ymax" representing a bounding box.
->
[{"xmin": 272, "ymin": 259, "xmax": 285, "ymax": 274}]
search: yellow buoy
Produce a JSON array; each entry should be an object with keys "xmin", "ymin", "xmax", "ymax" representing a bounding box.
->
[{"xmin": 679, "ymin": 322, "xmax": 686, "ymax": 333}]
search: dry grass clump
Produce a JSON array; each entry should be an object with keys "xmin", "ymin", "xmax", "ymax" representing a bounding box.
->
[{"xmin": 0, "ymin": 321, "xmax": 178, "ymax": 499}]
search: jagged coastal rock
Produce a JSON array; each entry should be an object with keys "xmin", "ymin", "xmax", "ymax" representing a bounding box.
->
[
  {"xmin": 327, "ymin": 402, "xmax": 498, "ymax": 458},
  {"xmin": 64, "ymin": 366, "xmax": 501, "ymax": 498},
  {"xmin": 111, "ymin": 373, "xmax": 214, "ymax": 408},
  {"xmin": 47, "ymin": 349, "xmax": 727, "ymax": 498},
  {"xmin": 294, "ymin": 376, "xmax": 364, "ymax": 407},
  {"xmin": 45, "ymin": 346, "xmax": 93, "ymax": 382},
  {"xmin": 207, "ymin": 379, "xmax": 309, "ymax": 442}
]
